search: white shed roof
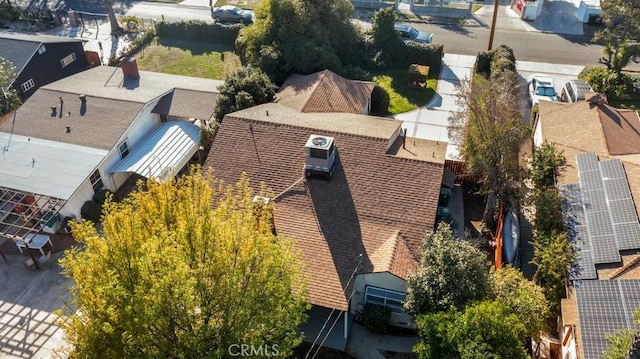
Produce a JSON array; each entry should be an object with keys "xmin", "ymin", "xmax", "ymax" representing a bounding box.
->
[
  {"xmin": 110, "ymin": 121, "xmax": 200, "ymax": 181},
  {"xmin": 0, "ymin": 133, "xmax": 107, "ymax": 200}
]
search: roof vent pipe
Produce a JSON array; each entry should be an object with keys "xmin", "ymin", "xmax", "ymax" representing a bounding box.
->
[
  {"xmin": 79, "ymin": 94, "xmax": 86, "ymax": 103},
  {"xmin": 65, "ymin": 125, "xmax": 71, "ymax": 133},
  {"xmin": 402, "ymin": 128, "xmax": 406, "ymax": 149}
]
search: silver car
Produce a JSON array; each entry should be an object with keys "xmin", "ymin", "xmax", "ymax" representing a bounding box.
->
[
  {"xmin": 394, "ymin": 24, "xmax": 433, "ymax": 44},
  {"xmin": 213, "ymin": 5, "xmax": 254, "ymax": 25}
]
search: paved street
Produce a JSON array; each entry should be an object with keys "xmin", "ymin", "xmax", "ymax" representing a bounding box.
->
[{"xmin": 9, "ymin": 0, "xmax": 631, "ymax": 68}]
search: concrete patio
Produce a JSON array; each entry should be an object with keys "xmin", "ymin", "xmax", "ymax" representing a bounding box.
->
[{"xmin": 0, "ymin": 245, "xmax": 72, "ymax": 359}]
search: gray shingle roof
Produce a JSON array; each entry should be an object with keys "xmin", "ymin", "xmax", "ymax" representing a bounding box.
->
[{"xmin": 0, "ymin": 88, "xmax": 145, "ymax": 150}]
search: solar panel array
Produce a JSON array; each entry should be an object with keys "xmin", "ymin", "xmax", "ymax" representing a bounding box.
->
[
  {"xmin": 600, "ymin": 159, "xmax": 640, "ymax": 251},
  {"xmin": 576, "ymin": 280, "xmax": 640, "ymax": 359},
  {"xmin": 561, "ymin": 152, "xmax": 640, "ymax": 280},
  {"xmin": 561, "ymin": 184, "xmax": 597, "ymax": 280},
  {"xmin": 578, "ymin": 153, "xmax": 621, "ymax": 264}
]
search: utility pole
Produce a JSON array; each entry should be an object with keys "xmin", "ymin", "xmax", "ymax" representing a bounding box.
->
[{"xmin": 488, "ymin": 0, "xmax": 500, "ymax": 50}]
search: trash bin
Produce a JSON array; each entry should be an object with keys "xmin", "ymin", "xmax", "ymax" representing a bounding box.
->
[
  {"xmin": 437, "ymin": 206, "xmax": 454, "ymax": 225},
  {"xmin": 439, "ymin": 187, "xmax": 452, "ymax": 207}
]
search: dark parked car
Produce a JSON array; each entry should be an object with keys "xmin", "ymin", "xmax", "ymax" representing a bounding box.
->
[
  {"xmin": 394, "ymin": 24, "xmax": 433, "ymax": 44},
  {"xmin": 213, "ymin": 5, "xmax": 254, "ymax": 25}
]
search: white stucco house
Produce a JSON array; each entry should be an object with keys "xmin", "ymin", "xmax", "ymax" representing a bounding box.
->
[{"xmin": 0, "ymin": 62, "xmax": 221, "ymax": 253}]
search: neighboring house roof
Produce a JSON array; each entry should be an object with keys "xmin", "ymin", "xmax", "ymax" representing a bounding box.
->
[
  {"xmin": 0, "ymin": 66, "xmax": 222, "ymax": 150},
  {"xmin": 0, "ymin": 32, "xmax": 86, "ymax": 74},
  {"xmin": 153, "ymin": 88, "xmax": 217, "ymax": 120},
  {"xmin": 538, "ymin": 96, "xmax": 640, "ymax": 203},
  {"xmin": 0, "ymin": 88, "xmax": 146, "ymax": 150},
  {"xmin": 574, "ymin": 280, "xmax": 640, "ymax": 359},
  {"xmin": 204, "ymin": 102, "xmax": 446, "ymax": 311},
  {"xmin": 43, "ymin": 65, "xmax": 221, "ymax": 105},
  {"xmin": 276, "ymin": 70, "xmax": 375, "ymax": 114},
  {"xmin": 0, "ymin": 132, "xmax": 107, "ymax": 200},
  {"xmin": 538, "ymin": 96, "xmax": 640, "ymax": 281}
]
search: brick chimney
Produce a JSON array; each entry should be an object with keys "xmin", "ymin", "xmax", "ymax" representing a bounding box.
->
[{"xmin": 121, "ymin": 57, "xmax": 140, "ymax": 79}]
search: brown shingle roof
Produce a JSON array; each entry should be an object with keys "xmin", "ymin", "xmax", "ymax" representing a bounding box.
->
[
  {"xmin": 204, "ymin": 109, "xmax": 445, "ymax": 310},
  {"xmin": 276, "ymin": 70, "xmax": 375, "ymax": 114},
  {"xmin": 539, "ymin": 99, "xmax": 640, "ymax": 280},
  {"xmin": 538, "ymin": 100, "xmax": 640, "ymax": 214},
  {"xmin": 0, "ymin": 88, "xmax": 144, "ymax": 150},
  {"xmin": 598, "ymin": 105, "xmax": 640, "ymax": 155}
]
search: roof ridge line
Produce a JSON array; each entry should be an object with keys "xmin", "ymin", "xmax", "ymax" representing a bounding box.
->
[
  {"xmin": 38, "ymin": 88, "xmax": 148, "ymax": 104},
  {"xmin": 303, "ymin": 70, "xmax": 329, "ymax": 112},
  {"xmin": 232, "ymin": 116, "xmax": 393, "ymax": 143}
]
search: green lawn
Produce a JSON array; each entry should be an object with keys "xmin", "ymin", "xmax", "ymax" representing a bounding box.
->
[
  {"xmin": 370, "ymin": 68, "xmax": 438, "ymax": 114},
  {"xmin": 135, "ymin": 38, "xmax": 240, "ymax": 79}
]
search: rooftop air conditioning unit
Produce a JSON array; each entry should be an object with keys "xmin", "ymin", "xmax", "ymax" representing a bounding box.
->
[{"xmin": 304, "ymin": 135, "xmax": 336, "ymax": 179}]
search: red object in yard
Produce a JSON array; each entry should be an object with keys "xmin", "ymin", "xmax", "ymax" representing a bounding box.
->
[{"xmin": 495, "ymin": 202, "xmax": 504, "ymax": 269}]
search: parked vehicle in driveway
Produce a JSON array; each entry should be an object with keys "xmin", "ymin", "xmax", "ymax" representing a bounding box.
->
[
  {"xmin": 394, "ymin": 24, "xmax": 433, "ymax": 44},
  {"xmin": 528, "ymin": 74, "xmax": 557, "ymax": 106},
  {"xmin": 213, "ymin": 5, "xmax": 254, "ymax": 25},
  {"xmin": 560, "ymin": 79, "xmax": 593, "ymax": 103}
]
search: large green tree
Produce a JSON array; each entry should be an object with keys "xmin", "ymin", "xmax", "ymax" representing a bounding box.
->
[
  {"xmin": 404, "ymin": 223, "xmax": 491, "ymax": 315},
  {"xmin": 236, "ymin": 0, "xmax": 364, "ymax": 84},
  {"xmin": 57, "ymin": 170, "xmax": 308, "ymax": 358},
  {"xmin": 414, "ymin": 300, "xmax": 528, "ymax": 359},
  {"xmin": 213, "ymin": 66, "xmax": 277, "ymax": 121},
  {"xmin": 594, "ymin": 0, "xmax": 640, "ymax": 73},
  {"xmin": 448, "ymin": 73, "xmax": 530, "ymax": 221},
  {"xmin": 0, "ymin": 56, "xmax": 21, "ymax": 116},
  {"xmin": 370, "ymin": 7, "xmax": 402, "ymax": 65},
  {"xmin": 531, "ymin": 230, "xmax": 576, "ymax": 315},
  {"xmin": 491, "ymin": 266, "xmax": 549, "ymax": 341}
]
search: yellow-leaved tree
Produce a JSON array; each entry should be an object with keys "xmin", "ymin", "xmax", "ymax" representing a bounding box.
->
[{"xmin": 57, "ymin": 169, "xmax": 308, "ymax": 358}]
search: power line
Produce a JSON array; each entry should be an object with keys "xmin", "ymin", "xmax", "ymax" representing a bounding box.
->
[
  {"xmin": 310, "ymin": 279, "xmax": 361, "ymax": 359},
  {"xmin": 304, "ymin": 253, "xmax": 363, "ymax": 359}
]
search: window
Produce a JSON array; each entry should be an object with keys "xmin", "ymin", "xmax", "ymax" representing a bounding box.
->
[
  {"xmin": 38, "ymin": 44, "xmax": 46, "ymax": 54},
  {"xmin": 60, "ymin": 52, "xmax": 77, "ymax": 68},
  {"xmin": 21, "ymin": 79, "xmax": 35, "ymax": 92},
  {"xmin": 118, "ymin": 141, "xmax": 130, "ymax": 159},
  {"xmin": 365, "ymin": 286, "xmax": 406, "ymax": 313},
  {"xmin": 90, "ymin": 170, "xmax": 104, "ymax": 193}
]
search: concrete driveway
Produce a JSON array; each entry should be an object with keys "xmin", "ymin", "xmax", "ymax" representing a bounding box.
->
[{"xmin": 346, "ymin": 323, "xmax": 418, "ymax": 359}]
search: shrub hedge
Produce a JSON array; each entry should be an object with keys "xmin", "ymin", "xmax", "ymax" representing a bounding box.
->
[
  {"xmin": 473, "ymin": 45, "xmax": 517, "ymax": 80},
  {"xmin": 156, "ymin": 20, "xmax": 241, "ymax": 45},
  {"xmin": 579, "ymin": 66, "xmax": 640, "ymax": 99},
  {"xmin": 360, "ymin": 303, "xmax": 391, "ymax": 334},
  {"xmin": 401, "ymin": 41, "xmax": 444, "ymax": 75}
]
